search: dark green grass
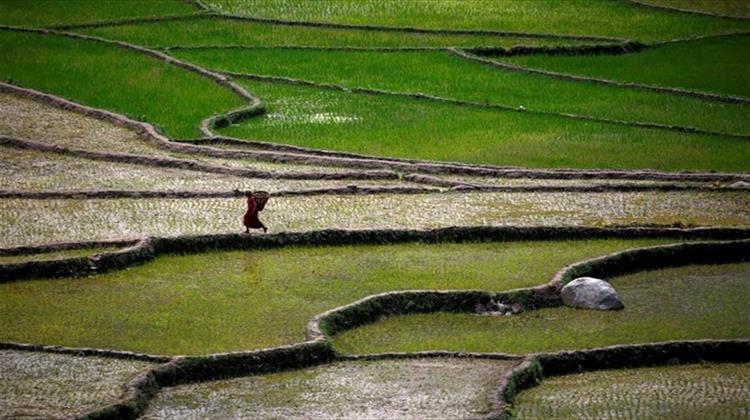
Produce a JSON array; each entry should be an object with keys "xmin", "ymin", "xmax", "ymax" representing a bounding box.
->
[
  {"xmin": 219, "ymin": 79, "xmax": 750, "ymax": 172},
  {"xmin": 0, "ymin": 239, "xmax": 670, "ymax": 355},
  {"xmin": 204, "ymin": 0, "xmax": 750, "ymax": 41},
  {"xmin": 646, "ymin": 0, "xmax": 750, "ymax": 17},
  {"xmin": 514, "ymin": 363, "xmax": 750, "ymax": 419},
  {"xmin": 333, "ymin": 263, "xmax": 750, "ymax": 355},
  {"xmin": 0, "ymin": 0, "xmax": 196, "ymax": 27},
  {"xmin": 504, "ymin": 34, "xmax": 750, "ymax": 98},
  {"xmin": 79, "ymin": 16, "xmax": 590, "ymax": 48},
  {"xmin": 0, "ymin": 30, "xmax": 244, "ymax": 138},
  {"xmin": 176, "ymin": 48, "xmax": 750, "ymax": 136}
]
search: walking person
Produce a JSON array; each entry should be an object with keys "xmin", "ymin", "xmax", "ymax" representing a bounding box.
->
[{"xmin": 243, "ymin": 191, "xmax": 268, "ymax": 233}]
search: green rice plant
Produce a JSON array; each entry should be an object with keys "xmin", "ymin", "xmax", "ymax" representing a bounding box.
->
[
  {"xmin": 144, "ymin": 358, "xmax": 517, "ymax": 418},
  {"xmin": 504, "ymin": 34, "xmax": 750, "ymax": 98},
  {"xmin": 0, "ymin": 30, "xmax": 244, "ymax": 138},
  {"xmin": 178, "ymin": 48, "xmax": 750, "ymax": 137},
  {"xmin": 333, "ymin": 263, "xmax": 750, "ymax": 354},
  {"xmin": 2, "ymin": 192, "xmax": 748, "ymax": 248},
  {"xmin": 643, "ymin": 0, "xmax": 750, "ymax": 17},
  {"xmin": 0, "ymin": 350, "xmax": 153, "ymax": 418},
  {"xmin": 204, "ymin": 0, "xmax": 750, "ymax": 41},
  {"xmin": 79, "ymin": 16, "xmax": 590, "ymax": 49},
  {"xmin": 0, "ymin": 239, "xmax": 673, "ymax": 354},
  {"xmin": 514, "ymin": 362, "xmax": 750, "ymax": 419},
  {"xmin": 0, "ymin": 0, "xmax": 196, "ymax": 27},
  {"xmin": 218, "ymin": 79, "xmax": 750, "ymax": 171}
]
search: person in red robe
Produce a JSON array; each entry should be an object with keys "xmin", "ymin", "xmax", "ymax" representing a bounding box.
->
[{"xmin": 243, "ymin": 191, "xmax": 267, "ymax": 233}]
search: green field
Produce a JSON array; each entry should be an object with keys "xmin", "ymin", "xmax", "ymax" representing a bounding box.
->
[
  {"xmin": 0, "ymin": 0, "xmax": 196, "ymax": 27},
  {"xmin": 0, "ymin": 30, "xmax": 243, "ymax": 138},
  {"xmin": 644, "ymin": 0, "xmax": 750, "ymax": 17},
  {"xmin": 1, "ymin": 0, "xmax": 749, "ymax": 416},
  {"xmin": 333, "ymin": 263, "xmax": 750, "ymax": 354},
  {"xmin": 0, "ymin": 239, "xmax": 671, "ymax": 355},
  {"xmin": 514, "ymin": 362, "xmax": 750, "ymax": 419},
  {"xmin": 175, "ymin": 48, "xmax": 750, "ymax": 135},
  {"xmin": 219, "ymin": 79, "xmax": 749, "ymax": 171},
  {"xmin": 504, "ymin": 34, "xmax": 750, "ymax": 98},
  {"xmin": 80, "ymin": 16, "xmax": 586, "ymax": 48},
  {"xmin": 203, "ymin": 0, "xmax": 750, "ymax": 41}
]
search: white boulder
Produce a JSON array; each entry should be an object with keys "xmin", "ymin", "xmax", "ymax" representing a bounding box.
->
[{"xmin": 561, "ymin": 277, "xmax": 624, "ymax": 310}]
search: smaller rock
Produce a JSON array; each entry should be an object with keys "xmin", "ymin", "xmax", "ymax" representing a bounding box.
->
[
  {"xmin": 561, "ymin": 277, "xmax": 624, "ymax": 310},
  {"xmin": 475, "ymin": 300, "xmax": 522, "ymax": 316}
]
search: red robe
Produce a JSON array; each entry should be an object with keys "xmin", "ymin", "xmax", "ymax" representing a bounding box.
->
[{"xmin": 243, "ymin": 196, "xmax": 263, "ymax": 228}]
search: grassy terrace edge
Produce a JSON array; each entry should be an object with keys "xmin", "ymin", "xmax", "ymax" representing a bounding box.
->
[{"xmin": 2, "ymin": 226, "xmax": 749, "ymax": 419}]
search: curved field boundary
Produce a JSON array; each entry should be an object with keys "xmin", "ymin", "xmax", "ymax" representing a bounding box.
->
[
  {"xmin": 625, "ymin": 0, "xmax": 750, "ymax": 20},
  {"xmin": 494, "ymin": 339, "xmax": 750, "ymax": 419},
  {"xmin": 0, "ymin": 135, "xmax": 397, "ymax": 181},
  {"xmin": 338, "ymin": 350, "xmax": 521, "ymax": 362},
  {"xmin": 164, "ymin": 42, "xmax": 635, "ymax": 56},
  {"xmin": 48, "ymin": 10, "xmax": 626, "ymax": 43},
  {"xmin": 0, "ymin": 341, "xmax": 170, "ymax": 363},
  {"xmin": 47, "ymin": 13, "xmax": 209, "ymax": 30},
  {"xmin": 217, "ymin": 68, "xmax": 750, "ymax": 141},
  {"xmin": 3, "ymin": 226, "xmax": 749, "ymax": 283},
  {"xmin": 3, "ymin": 82, "xmax": 748, "ymax": 183},
  {"xmin": 650, "ymin": 29, "xmax": 750, "ymax": 46},
  {"xmin": 0, "ymin": 25, "xmax": 264, "ymax": 133},
  {"xmin": 307, "ymin": 238, "xmax": 750, "ymax": 341},
  {"xmin": 0, "ymin": 238, "xmax": 153, "ymax": 283},
  {"xmin": 451, "ymin": 48, "xmax": 750, "ymax": 105},
  {"xmin": 189, "ymin": 136, "xmax": 750, "ymax": 183},
  {"xmin": 166, "ymin": 45, "xmax": 456, "ymax": 52},
  {"xmin": 1, "ymin": 181, "xmax": 744, "ymax": 201},
  {"xmin": 2, "ymin": 227, "xmax": 749, "ymax": 419},
  {"xmin": 0, "ymin": 239, "xmax": 134, "ymax": 256},
  {"xmin": 212, "ymin": 13, "xmax": 628, "ymax": 43},
  {"xmin": 0, "ymin": 186, "xmax": 444, "ymax": 200}
]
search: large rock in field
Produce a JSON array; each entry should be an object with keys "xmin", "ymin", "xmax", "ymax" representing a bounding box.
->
[{"xmin": 561, "ymin": 277, "xmax": 624, "ymax": 310}]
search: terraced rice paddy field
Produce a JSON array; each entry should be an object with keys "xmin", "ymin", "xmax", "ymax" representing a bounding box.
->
[{"xmin": 0, "ymin": 0, "xmax": 748, "ymax": 418}]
